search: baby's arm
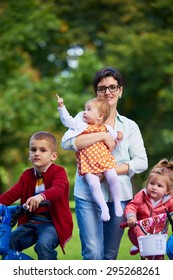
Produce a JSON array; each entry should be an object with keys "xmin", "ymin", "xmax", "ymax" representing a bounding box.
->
[
  {"xmin": 56, "ymin": 94, "xmax": 76, "ymax": 129},
  {"xmin": 104, "ymin": 124, "xmax": 123, "ymax": 143},
  {"xmin": 56, "ymin": 94, "xmax": 64, "ymax": 108},
  {"xmin": 104, "ymin": 124, "xmax": 117, "ymax": 140},
  {"xmin": 109, "ymin": 128, "xmax": 123, "ymax": 144},
  {"xmin": 117, "ymin": 131, "xmax": 123, "ymax": 141}
]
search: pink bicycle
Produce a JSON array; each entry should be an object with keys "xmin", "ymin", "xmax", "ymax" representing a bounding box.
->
[{"xmin": 120, "ymin": 210, "xmax": 173, "ymax": 260}]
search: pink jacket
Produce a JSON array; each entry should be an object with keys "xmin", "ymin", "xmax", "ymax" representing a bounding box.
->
[{"xmin": 125, "ymin": 188, "xmax": 173, "ymax": 243}]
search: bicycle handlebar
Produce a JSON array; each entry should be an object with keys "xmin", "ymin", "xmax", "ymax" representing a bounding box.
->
[
  {"xmin": 120, "ymin": 211, "xmax": 173, "ymax": 235},
  {"xmin": 9, "ymin": 200, "xmax": 50, "ymax": 227},
  {"xmin": 22, "ymin": 200, "xmax": 50, "ymax": 211},
  {"xmin": 120, "ymin": 222, "xmax": 128, "ymax": 229}
]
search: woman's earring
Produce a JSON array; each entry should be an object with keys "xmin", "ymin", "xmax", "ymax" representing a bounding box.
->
[{"xmin": 119, "ymin": 95, "xmax": 122, "ymax": 99}]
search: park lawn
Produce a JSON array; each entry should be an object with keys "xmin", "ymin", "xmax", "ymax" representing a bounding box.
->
[
  {"xmin": 58, "ymin": 211, "xmax": 141, "ymax": 260},
  {"xmin": 23, "ymin": 209, "xmax": 170, "ymax": 260},
  {"xmin": 57, "ymin": 212, "xmax": 140, "ymax": 260},
  {"xmin": 23, "ymin": 209, "xmax": 139, "ymax": 260}
]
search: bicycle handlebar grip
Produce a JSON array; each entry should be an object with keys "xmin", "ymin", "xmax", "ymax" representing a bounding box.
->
[
  {"xmin": 39, "ymin": 200, "xmax": 50, "ymax": 207},
  {"xmin": 120, "ymin": 222, "xmax": 128, "ymax": 228},
  {"xmin": 22, "ymin": 200, "xmax": 50, "ymax": 210}
]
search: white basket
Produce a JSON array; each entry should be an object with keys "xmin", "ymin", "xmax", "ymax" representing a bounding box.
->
[{"xmin": 137, "ymin": 234, "xmax": 167, "ymax": 257}]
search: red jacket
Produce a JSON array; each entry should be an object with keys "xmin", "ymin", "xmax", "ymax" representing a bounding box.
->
[
  {"xmin": 125, "ymin": 188, "xmax": 173, "ymax": 241},
  {"xmin": 125, "ymin": 188, "xmax": 173, "ymax": 221},
  {"xmin": 0, "ymin": 164, "xmax": 73, "ymax": 253}
]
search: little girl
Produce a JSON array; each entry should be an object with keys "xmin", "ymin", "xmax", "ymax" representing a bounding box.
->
[
  {"xmin": 125, "ymin": 158, "xmax": 173, "ymax": 259},
  {"xmin": 57, "ymin": 95, "xmax": 123, "ymax": 221}
]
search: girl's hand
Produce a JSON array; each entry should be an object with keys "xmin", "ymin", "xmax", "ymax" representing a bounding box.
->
[
  {"xmin": 56, "ymin": 94, "xmax": 64, "ymax": 108},
  {"xmin": 127, "ymin": 216, "xmax": 137, "ymax": 227}
]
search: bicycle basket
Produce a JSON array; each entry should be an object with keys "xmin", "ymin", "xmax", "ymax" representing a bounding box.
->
[{"xmin": 137, "ymin": 234, "xmax": 167, "ymax": 257}]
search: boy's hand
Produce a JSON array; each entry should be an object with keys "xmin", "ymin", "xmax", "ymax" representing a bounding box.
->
[
  {"xmin": 56, "ymin": 94, "xmax": 64, "ymax": 108},
  {"xmin": 25, "ymin": 194, "xmax": 44, "ymax": 212}
]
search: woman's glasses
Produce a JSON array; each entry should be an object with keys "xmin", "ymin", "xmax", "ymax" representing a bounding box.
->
[{"xmin": 96, "ymin": 84, "xmax": 120, "ymax": 94}]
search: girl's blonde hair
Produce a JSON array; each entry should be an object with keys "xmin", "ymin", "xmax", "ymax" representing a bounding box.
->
[
  {"xmin": 85, "ymin": 97, "xmax": 110, "ymax": 122},
  {"xmin": 147, "ymin": 159, "xmax": 173, "ymax": 194}
]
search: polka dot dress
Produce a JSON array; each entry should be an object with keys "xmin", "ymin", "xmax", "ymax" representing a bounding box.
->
[{"xmin": 76, "ymin": 124, "xmax": 116, "ymax": 176}]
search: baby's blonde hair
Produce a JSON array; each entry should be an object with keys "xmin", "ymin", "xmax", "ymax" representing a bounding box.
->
[
  {"xmin": 147, "ymin": 159, "xmax": 173, "ymax": 194},
  {"xmin": 85, "ymin": 97, "xmax": 110, "ymax": 122}
]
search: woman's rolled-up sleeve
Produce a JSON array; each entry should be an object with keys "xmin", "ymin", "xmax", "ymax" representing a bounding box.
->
[
  {"xmin": 61, "ymin": 136, "xmax": 78, "ymax": 151},
  {"xmin": 127, "ymin": 121, "xmax": 148, "ymax": 177}
]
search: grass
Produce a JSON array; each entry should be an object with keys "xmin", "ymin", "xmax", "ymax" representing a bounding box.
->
[{"xmin": 23, "ymin": 208, "xmax": 170, "ymax": 260}]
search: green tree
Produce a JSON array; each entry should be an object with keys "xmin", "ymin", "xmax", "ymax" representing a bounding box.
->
[{"xmin": 0, "ymin": 0, "xmax": 173, "ymax": 196}]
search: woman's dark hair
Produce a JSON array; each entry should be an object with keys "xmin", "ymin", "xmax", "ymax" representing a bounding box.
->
[{"xmin": 93, "ymin": 66, "xmax": 123, "ymax": 93}]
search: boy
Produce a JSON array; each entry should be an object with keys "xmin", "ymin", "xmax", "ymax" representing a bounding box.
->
[{"xmin": 0, "ymin": 131, "xmax": 73, "ymax": 260}]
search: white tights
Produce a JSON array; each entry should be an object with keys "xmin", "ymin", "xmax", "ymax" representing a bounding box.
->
[{"xmin": 85, "ymin": 169, "xmax": 123, "ymax": 221}]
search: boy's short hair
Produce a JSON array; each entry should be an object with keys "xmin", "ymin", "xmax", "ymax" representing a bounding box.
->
[
  {"xmin": 85, "ymin": 97, "xmax": 110, "ymax": 122},
  {"xmin": 29, "ymin": 131, "xmax": 57, "ymax": 152}
]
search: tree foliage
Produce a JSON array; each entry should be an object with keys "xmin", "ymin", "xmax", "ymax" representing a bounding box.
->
[{"xmin": 0, "ymin": 0, "xmax": 173, "ymax": 196}]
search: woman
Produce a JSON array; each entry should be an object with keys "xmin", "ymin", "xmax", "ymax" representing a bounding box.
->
[{"xmin": 61, "ymin": 66, "xmax": 148, "ymax": 260}]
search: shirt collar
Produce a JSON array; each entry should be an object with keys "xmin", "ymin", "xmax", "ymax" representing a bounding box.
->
[
  {"xmin": 143, "ymin": 187, "xmax": 170, "ymax": 204},
  {"xmin": 116, "ymin": 111, "xmax": 124, "ymax": 124},
  {"xmin": 34, "ymin": 163, "xmax": 52, "ymax": 176}
]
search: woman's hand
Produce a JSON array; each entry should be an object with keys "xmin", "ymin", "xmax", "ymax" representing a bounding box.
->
[
  {"xmin": 95, "ymin": 172, "xmax": 104, "ymax": 181},
  {"xmin": 115, "ymin": 163, "xmax": 129, "ymax": 175},
  {"xmin": 103, "ymin": 133, "xmax": 117, "ymax": 152}
]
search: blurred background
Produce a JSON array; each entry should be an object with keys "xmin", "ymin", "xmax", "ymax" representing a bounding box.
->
[{"xmin": 0, "ymin": 0, "xmax": 173, "ymax": 199}]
